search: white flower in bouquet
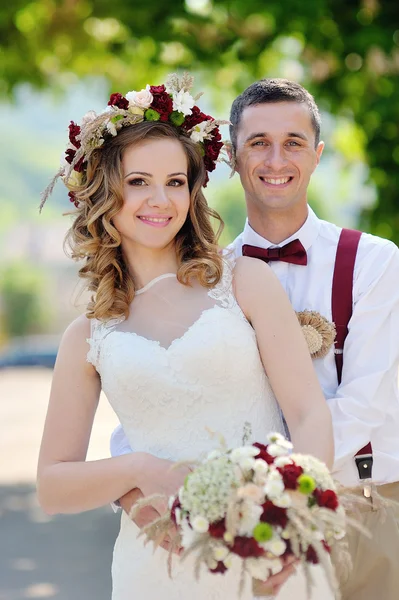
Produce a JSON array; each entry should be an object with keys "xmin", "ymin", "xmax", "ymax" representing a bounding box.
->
[
  {"xmin": 253, "ymin": 458, "xmax": 269, "ymax": 474},
  {"xmin": 263, "ymin": 470, "xmax": 285, "ymax": 499},
  {"xmin": 246, "ymin": 557, "xmax": 283, "ymax": 579},
  {"xmin": 272, "ymin": 492, "xmax": 292, "ymax": 508},
  {"xmin": 237, "ymin": 501, "xmax": 263, "ymax": 537},
  {"xmin": 237, "ymin": 483, "xmax": 264, "ymax": 504},
  {"xmin": 179, "ymin": 455, "xmax": 239, "ymax": 523},
  {"xmin": 191, "ymin": 515, "xmax": 210, "ymax": 533},
  {"xmin": 237, "ymin": 457, "xmax": 257, "ymax": 472},
  {"xmin": 267, "ymin": 432, "xmax": 292, "ymax": 446},
  {"xmin": 252, "ymin": 458, "xmax": 270, "ymax": 485},
  {"xmin": 230, "ymin": 446, "xmax": 261, "ymax": 463},
  {"xmin": 180, "ymin": 518, "xmax": 203, "ymax": 548},
  {"xmin": 274, "ymin": 456, "xmax": 293, "ymax": 468},
  {"xmin": 212, "ymin": 545, "xmax": 230, "ymax": 562},
  {"xmin": 245, "ymin": 557, "xmax": 272, "ymax": 580},
  {"xmin": 268, "ymin": 443, "xmax": 291, "ymax": 457},
  {"xmin": 263, "ymin": 537, "xmax": 287, "ymax": 557}
]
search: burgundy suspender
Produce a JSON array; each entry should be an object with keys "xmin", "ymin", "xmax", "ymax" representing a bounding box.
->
[{"xmin": 332, "ymin": 229, "xmax": 373, "ymax": 479}]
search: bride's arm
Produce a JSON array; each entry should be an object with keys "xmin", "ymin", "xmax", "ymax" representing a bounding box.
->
[
  {"xmin": 234, "ymin": 257, "xmax": 334, "ymax": 469},
  {"xmin": 37, "ymin": 315, "xmax": 184, "ymax": 515}
]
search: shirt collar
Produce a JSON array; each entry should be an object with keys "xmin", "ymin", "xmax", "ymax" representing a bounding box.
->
[{"xmin": 241, "ymin": 206, "xmax": 321, "ymax": 251}]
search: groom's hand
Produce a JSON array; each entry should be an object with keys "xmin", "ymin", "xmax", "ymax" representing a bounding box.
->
[
  {"xmin": 253, "ymin": 557, "xmax": 298, "ymax": 596},
  {"xmin": 119, "ymin": 488, "xmax": 160, "ymax": 526}
]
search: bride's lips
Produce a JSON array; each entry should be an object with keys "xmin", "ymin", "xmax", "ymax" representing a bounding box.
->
[
  {"xmin": 259, "ymin": 176, "xmax": 294, "ymax": 189},
  {"xmin": 137, "ymin": 216, "xmax": 173, "ymax": 228}
]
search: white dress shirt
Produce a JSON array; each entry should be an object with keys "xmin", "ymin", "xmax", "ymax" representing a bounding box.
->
[
  {"xmin": 232, "ymin": 207, "xmax": 399, "ymax": 487},
  {"xmin": 111, "ymin": 206, "xmax": 399, "ymax": 488}
]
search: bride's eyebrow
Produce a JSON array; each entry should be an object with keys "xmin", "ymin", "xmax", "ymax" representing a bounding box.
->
[
  {"xmin": 124, "ymin": 171, "xmax": 187, "ymax": 179},
  {"xmin": 124, "ymin": 171, "xmax": 152, "ymax": 179}
]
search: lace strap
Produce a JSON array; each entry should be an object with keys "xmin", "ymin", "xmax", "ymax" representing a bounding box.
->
[
  {"xmin": 86, "ymin": 316, "xmax": 123, "ymax": 369},
  {"xmin": 208, "ymin": 255, "xmax": 238, "ymax": 309}
]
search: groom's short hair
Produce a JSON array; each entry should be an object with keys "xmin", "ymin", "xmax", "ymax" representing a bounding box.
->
[{"xmin": 230, "ymin": 79, "xmax": 321, "ymax": 150}]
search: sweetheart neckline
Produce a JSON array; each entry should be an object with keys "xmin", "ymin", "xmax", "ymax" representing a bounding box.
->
[
  {"xmin": 104, "ymin": 303, "xmax": 252, "ymax": 353},
  {"xmin": 107, "ymin": 305, "xmax": 224, "ymax": 352}
]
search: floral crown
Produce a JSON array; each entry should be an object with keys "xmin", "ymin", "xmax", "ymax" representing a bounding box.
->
[{"xmin": 40, "ymin": 73, "xmax": 228, "ymax": 211}]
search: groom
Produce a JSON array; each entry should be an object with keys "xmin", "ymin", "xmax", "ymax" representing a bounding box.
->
[{"xmin": 111, "ymin": 79, "xmax": 399, "ymax": 599}]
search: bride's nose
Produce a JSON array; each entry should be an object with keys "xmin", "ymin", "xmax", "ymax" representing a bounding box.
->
[{"xmin": 148, "ymin": 186, "xmax": 171, "ymax": 209}]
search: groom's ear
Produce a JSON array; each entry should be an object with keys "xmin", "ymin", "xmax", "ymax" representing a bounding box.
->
[
  {"xmin": 224, "ymin": 141, "xmax": 238, "ymax": 173},
  {"xmin": 225, "ymin": 141, "xmax": 233, "ymax": 161}
]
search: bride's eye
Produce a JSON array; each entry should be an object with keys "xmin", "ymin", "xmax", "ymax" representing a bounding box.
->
[
  {"xmin": 168, "ymin": 178, "xmax": 186, "ymax": 187},
  {"xmin": 127, "ymin": 178, "xmax": 146, "ymax": 186}
]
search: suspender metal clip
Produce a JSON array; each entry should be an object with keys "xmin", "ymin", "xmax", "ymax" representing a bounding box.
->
[{"xmin": 355, "ymin": 453, "xmax": 373, "ymax": 480}]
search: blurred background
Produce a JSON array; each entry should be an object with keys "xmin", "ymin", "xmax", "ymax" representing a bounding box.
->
[{"xmin": 0, "ymin": 0, "xmax": 398, "ymax": 598}]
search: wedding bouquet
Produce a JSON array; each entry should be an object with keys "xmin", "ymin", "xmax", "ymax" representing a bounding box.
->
[{"xmin": 133, "ymin": 432, "xmax": 347, "ymax": 598}]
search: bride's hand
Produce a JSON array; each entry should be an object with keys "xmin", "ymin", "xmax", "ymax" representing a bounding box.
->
[{"xmin": 137, "ymin": 454, "xmax": 191, "ymax": 514}]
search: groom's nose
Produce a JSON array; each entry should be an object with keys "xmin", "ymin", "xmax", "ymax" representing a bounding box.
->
[{"xmin": 263, "ymin": 144, "xmax": 288, "ymax": 171}]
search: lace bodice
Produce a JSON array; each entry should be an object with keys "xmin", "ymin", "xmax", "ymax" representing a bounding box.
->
[{"xmin": 87, "ymin": 258, "xmax": 284, "ymax": 460}]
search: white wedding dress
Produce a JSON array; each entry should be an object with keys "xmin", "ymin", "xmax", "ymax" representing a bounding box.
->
[{"xmin": 87, "ymin": 258, "xmax": 333, "ymax": 600}]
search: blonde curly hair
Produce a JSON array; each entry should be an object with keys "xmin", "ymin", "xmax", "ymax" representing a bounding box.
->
[{"xmin": 64, "ymin": 121, "xmax": 224, "ymax": 321}]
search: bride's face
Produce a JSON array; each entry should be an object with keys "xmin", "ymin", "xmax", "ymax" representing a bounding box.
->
[{"xmin": 113, "ymin": 137, "xmax": 190, "ymax": 251}]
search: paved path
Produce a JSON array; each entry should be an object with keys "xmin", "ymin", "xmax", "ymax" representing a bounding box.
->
[{"xmin": 0, "ymin": 368, "xmax": 120, "ymax": 600}]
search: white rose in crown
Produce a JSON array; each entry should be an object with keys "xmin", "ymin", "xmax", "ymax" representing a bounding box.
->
[{"xmin": 126, "ymin": 85, "xmax": 153, "ymax": 110}]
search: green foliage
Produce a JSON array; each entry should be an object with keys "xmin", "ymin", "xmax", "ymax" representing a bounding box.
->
[
  {"xmin": 0, "ymin": 262, "xmax": 49, "ymax": 338},
  {"xmin": 1, "ymin": 0, "xmax": 399, "ymax": 241}
]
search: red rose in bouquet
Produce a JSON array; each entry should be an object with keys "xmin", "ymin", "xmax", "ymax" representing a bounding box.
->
[
  {"xmin": 252, "ymin": 442, "xmax": 275, "ymax": 464},
  {"xmin": 260, "ymin": 500, "xmax": 289, "ymax": 529},
  {"xmin": 314, "ymin": 489, "xmax": 339, "ymax": 511},
  {"xmin": 277, "ymin": 464, "xmax": 304, "ymax": 490}
]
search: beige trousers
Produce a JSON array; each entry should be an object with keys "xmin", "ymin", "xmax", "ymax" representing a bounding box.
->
[{"xmin": 340, "ymin": 481, "xmax": 399, "ymax": 600}]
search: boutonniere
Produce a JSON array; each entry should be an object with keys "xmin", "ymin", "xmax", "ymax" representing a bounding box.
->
[{"xmin": 296, "ymin": 311, "xmax": 336, "ymax": 359}]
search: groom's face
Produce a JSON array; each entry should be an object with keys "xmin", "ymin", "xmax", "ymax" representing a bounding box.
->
[{"xmin": 234, "ymin": 101, "xmax": 324, "ymax": 216}]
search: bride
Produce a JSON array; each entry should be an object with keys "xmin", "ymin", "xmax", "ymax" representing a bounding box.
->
[{"xmin": 37, "ymin": 75, "xmax": 334, "ymax": 599}]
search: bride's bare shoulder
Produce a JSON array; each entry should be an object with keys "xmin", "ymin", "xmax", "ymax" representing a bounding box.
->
[
  {"xmin": 233, "ymin": 256, "xmax": 285, "ymax": 319},
  {"xmin": 56, "ymin": 314, "xmax": 93, "ymax": 358},
  {"xmin": 233, "ymin": 255, "xmax": 276, "ymax": 288},
  {"xmin": 62, "ymin": 313, "xmax": 91, "ymax": 340}
]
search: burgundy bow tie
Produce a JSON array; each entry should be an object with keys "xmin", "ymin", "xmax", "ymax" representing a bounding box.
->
[{"xmin": 242, "ymin": 239, "xmax": 307, "ymax": 266}]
